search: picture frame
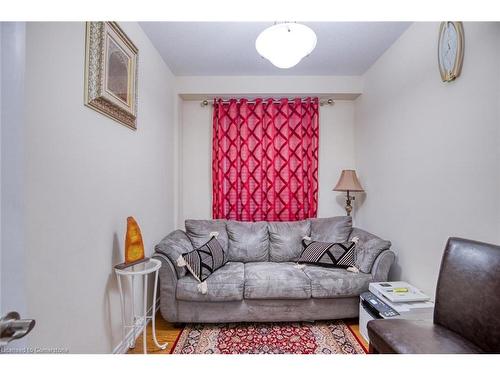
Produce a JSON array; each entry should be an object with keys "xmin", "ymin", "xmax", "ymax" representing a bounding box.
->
[{"xmin": 84, "ymin": 22, "xmax": 138, "ymax": 130}]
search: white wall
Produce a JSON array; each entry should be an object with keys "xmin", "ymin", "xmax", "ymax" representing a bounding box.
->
[
  {"xmin": 179, "ymin": 99, "xmax": 356, "ymax": 224},
  {"xmin": 1, "ymin": 23, "xmax": 28, "ymax": 335},
  {"xmin": 23, "ymin": 22, "xmax": 176, "ymax": 353},
  {"xmin": 0, "ymin": 23, "xmax": 3, "ymax": 314},
  {"xmin": 180, "ymin": 100, "xmax": 212, "ymax": 222},
  {"xmin": 317, "ymin": 101, "xmax": 357, "ymax": 218},
  {"xmin": 354, "ymin": 22, "xmax": 500, "ymax": 297}
]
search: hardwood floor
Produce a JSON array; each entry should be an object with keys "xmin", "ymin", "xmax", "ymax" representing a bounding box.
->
[
  {"xmin": 347, "ymin": 319, "xmax": 369, "ymax": 350},
  {"xmin": 127, "ymin": 315, "xmax": 368, "ymax": 354},
  {"xmin": 127, "ymin": 315, "xmax": 181, "ymax": 354}
]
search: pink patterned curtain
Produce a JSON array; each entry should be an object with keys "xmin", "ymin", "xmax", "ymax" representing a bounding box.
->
[{"xmin": 212, "ymin": 97, "xmax": 319, "ymax": 221}]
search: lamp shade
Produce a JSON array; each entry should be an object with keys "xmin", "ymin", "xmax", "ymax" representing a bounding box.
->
[{"xmin": 333, "ymin": 170, "xmax": 364, "ymax": 192}]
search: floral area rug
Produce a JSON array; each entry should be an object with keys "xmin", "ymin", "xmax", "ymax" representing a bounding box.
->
[{"xmin": 171, "ymin": 320, "xmax": 366, "ymax": 354}]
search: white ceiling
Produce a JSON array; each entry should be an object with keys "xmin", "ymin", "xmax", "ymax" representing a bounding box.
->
[{"xmin": 140, "ymin": 22, "xmax": 411, "ymax": 76}]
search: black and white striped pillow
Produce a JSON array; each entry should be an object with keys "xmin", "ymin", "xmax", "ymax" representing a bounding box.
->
[
  {"xmin": 181, "ymin": 236, "xmax": 227, "ymax": 282},
  {"xmin": 298, "ymin": 239, "xmax": 356, "ymax": 269}
]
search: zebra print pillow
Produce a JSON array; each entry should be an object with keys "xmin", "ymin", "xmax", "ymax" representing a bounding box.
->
[
  {"xmin": 181, "ymin": 236, "xmax": 227, "ymax": 282},
  {"xmin": 298, "ymin": 239, "xmax": 356, "ymax": 269}
]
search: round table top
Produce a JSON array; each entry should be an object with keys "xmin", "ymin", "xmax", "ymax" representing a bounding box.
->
[{"xmin": 114, "ymin": 258, "xmax": 161, "ymax": 276}]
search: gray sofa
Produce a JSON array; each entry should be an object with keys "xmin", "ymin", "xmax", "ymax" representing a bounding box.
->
[{"xmin": 153, "ymin": 216, "xmax": 395, "ymax": 323}]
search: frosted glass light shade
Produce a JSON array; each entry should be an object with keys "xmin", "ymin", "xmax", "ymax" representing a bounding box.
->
[{"xmin": 255, "ymin": 23, "xmax": 317, "ymax": 69}]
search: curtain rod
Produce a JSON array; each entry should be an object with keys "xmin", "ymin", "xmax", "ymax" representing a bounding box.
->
[{"xmin": 200, "ymin": 98, "xmax": 335, "ymax": 107}]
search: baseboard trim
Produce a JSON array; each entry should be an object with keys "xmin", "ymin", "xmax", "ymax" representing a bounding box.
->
[{"xmin": 112, "ymin": 298, "xmax": 160, "ymax": 354}]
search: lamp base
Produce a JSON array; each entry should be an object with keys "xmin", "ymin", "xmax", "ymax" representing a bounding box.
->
[{"xmin": 345, "ymin": 191, "xmax": 355, "ymax": 216}]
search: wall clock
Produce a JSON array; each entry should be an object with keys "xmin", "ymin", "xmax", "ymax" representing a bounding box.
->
[{"xmin": 438, "ymin": 22, "xmax": 465, "ymax": 82}]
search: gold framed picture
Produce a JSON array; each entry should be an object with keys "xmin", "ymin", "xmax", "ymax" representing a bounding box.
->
[{"xmin": 84, "ymin": 22, "xmax": 138, "ymax": 130}]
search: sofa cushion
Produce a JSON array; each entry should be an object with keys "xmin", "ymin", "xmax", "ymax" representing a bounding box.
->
[
  {"xmin": 176, "ymin": 262, "xmax": 244, "ymax": 302},
  {"xmin": 302, "ymin": 265, "xmax": 372, "ymax": 298},
  {"xmin": 310, "ymin": 216, "xmax": 352, "ymax": 242},
  {"xmin": 268, "ymin": 220, "xmax": 310, "ymax": 262},
  {"xmin": 244, "ymin": 262, "xmax": 311, "ymax": 300},
  {"xmin": 349, "ymin": 228, "xmax": 391, "ymax": 273},
  {"xmin": 227, "ymin": 221, "xmax": 269, "ymax": 262},
  {"xmin": 185, "ymin": 219, "xmax": 228, "ymax": 251}
]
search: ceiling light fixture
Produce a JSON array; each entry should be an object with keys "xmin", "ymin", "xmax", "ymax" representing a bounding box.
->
[{"xmin": 255, "ymin": 22, "xmax": 317, "ymax": 69}]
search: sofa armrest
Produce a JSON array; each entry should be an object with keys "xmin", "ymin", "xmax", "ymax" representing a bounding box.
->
[
  {"xmin": 370, "ymin": 250, "xmax": 396, "ymax": 282},
  {"xmin": 349, "ymin": 227, "xmax": 392, "ymax": 273},
  {"xmin": 155, "ymin": 229, "xmax": 193, "ymax": 278},
  {"xmin": 153, "ymin": 252, "xmax": 179, "ymax": 322}
]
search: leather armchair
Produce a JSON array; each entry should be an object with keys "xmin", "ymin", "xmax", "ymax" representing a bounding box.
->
[{"xmin": 367, "ymin": 237, "xmax": 500, "ymax": 354}]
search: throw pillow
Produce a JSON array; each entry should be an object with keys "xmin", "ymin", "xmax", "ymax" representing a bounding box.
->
[
  {"xmin": 298, "ymin": 238, "xmax": 356, "ymax": 268},
  {"xmin": 178, "ymin": 236, "xmax": 227, "ymax": 294}
]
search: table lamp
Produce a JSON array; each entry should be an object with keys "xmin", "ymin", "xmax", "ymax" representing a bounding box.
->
[{"xmin": 333, "ymin": 170, "xmax": 365, "ymax": 216}]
